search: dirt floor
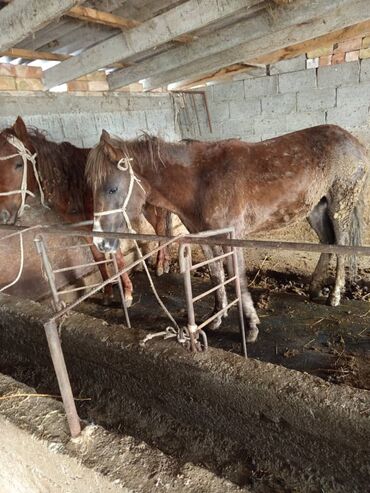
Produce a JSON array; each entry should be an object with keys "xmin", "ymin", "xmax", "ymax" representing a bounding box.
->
[
  {"xmin": 1, "ymin": 256, "xmax": 369, "ymax": 493},
  {"xmin": 73, "ymin": 264, "xmax": 370, "ymax": 392}
]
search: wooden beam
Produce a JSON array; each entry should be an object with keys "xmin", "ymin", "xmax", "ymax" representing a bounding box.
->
[
  {"xmin": 0, "ymin": 0, "xmax": 81, "ymax": 51},
  {"xmin": 171, "ymin": 19, "xmax": 370, "ymax": 89},
  {"xmin": 0, "ymin": 47, "xmax": 128, "ymax": 71},
  {"xmin": 43, "ymin": 0, "xmax": 260, "ymax": 89},
  {"xmin": 66, "ymin": 5, "xmax": 194, "ymax": 43},
  {"xmin": 0, "ymin": 47, "xmax": 69, "ymax": 62},
  {"xmin": 140, "ymin": 0, "xmax": 370, "ymax": 90}
]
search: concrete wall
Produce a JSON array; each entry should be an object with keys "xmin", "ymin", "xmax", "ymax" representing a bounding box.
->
[
  {"xmin": 0, "ymin": 91, "xmax": 180, "ymax": 147},
  {"xmin": 192, "ymin": 57, "xmax": 370, "ymax": 144},
  {"xmin": 176, "ymin": 58, "xmax": 370, "ymax": 277}
]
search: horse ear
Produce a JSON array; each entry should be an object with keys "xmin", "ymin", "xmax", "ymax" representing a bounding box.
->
[
  {"xmin": 13, "ymin": 116, "xmax": 29, "ymax": 142},
  {"xmin": 100, "ymin": 129, "xmax": 121, "ymax": 162}
]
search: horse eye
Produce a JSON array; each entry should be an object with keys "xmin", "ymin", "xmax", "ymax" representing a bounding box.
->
[
  {"xmin": 15, "ymin": 161, "xmax": 23, "ymax": 170},
  {"xmin": 108, "ymin": 186, "xmax": 118, "ymax": 194}
]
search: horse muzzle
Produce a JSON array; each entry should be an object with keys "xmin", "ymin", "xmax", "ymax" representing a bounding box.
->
[{"xmin": 93, "ymin": 235, "xmax": 120, "ymax": 253}]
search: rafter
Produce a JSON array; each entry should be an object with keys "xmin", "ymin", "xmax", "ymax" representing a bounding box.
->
[
  {"xmin": 43, "ymin": 0, "xmax": 260, "ymax": 89},
  {"xmin": 66, "ymin": 5, "xmax": 194, "ymax": 43},
  {"xmin": 140, "ymin": 0, "xmax": 370, "ymax": 91},
  {"xmin": 0, "ymin": 0, "xmax": 80, "ymax": 51}
]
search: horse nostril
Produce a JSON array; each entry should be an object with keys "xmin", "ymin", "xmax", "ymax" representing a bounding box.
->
[{"xmin": 0, "ymin": 209, "xmax": 11, "ymax": 224}]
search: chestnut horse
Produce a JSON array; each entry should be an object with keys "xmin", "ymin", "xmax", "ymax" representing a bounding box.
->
[
  {"xmin": 0, "ymin": 117, "xmax": 172, "ymax": 304},
  {"xmin": 86, "ymin": 125, "xmax": 368, "ymax": 343}
]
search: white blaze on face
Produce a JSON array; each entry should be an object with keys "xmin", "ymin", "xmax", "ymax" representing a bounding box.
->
[{"xmin": 93, "ymin": 215, "xmax": 103, "ymax": 249}]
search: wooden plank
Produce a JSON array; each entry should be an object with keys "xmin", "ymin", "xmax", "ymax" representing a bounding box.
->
[
  {"xmin": 140, "ymin": 0, "xmax": 370, "ymax": 90},
  {"xmin": 43, "ymin": 0, "xmax": 260, "ymax": 89},
  {"xmin": 66, "ymin": 5, "xmax": 194, "ymax": 43},
  {"xmin": 0, "ymin": 48, "xmax": 69, "ymax": 61},
  {"xmin": 0, "ymin": 0, "xmax": 80, "ymax": 51}
]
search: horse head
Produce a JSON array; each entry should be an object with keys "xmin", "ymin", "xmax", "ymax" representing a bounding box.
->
[
  {"xmin": 86, "ymin": 129, "xmax": 147, "ymax": 253},
  {"xmin": 0, "ymin": 116, "xmax": 38, "ymax": 224}
]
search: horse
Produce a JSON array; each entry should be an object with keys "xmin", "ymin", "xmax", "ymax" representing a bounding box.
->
[
  {"xmin": 0, "ymin": 116, "xmax": 172, "ymax": 306},
  {"xmin": 86, "ymin": 125, "xmax": 368, "ymax": 343}
]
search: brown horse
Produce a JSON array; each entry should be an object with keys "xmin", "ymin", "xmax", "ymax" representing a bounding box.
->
[
  {"xmin": 86, "ymin": 125, "xmax": 368, "ymax": 343},
  {"xmin": 0, "ymin": 117, "xmax": 172, "ymax": 304}
]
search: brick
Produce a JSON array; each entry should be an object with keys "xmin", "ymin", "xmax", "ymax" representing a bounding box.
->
[
  {"xmin": 319, "ymin": 55, "xmax": 332, "ymax": 66},
  {"xmin": 285, "ymin": 111, "xmax": 325, "ymax": 133},
  {"xmin": 307, "ymin": 45, "xmax": 333, "ymax": 58},
  {"xmin": 243, "ymin": 75, "xmax": 278, "ymax": 98},
  {"xmin": 345, "ymin": 51, "xmax": 360, "ymax": 62},
  {"xmin": 363, "ymin": 36, "xmax": 370, "ymax": 49},
  {"xmin": 333, "ymin": 38, "xmax": 362, "ymax": 53},
  {"xmin": 93, "ymin": 113, "xmax": 125, "ymax": 136},
  {"xmin": 221, "ymin": 118, "xmax": 254, "ymax": 139},
  {"xmin": 297, "ymin": 87, "xmax": 336, "ymax": 112},
  {"xmin": 317, "ymin": 62, "xmax": 359, "ymax": 88},
  {"xmin": 0, "ymin": 76, "xmax": 16, "ymax": 91},
  {"xmin": 331, "ymin": 52, "xmax": 345, "ymax": 65},
  {"xmin": 88, "ymin": 80, "xmax": 109, "ymax": 91},
  {"xmin": 209, "ymin": 101, "xmax": 230, "ymax": 122},
  {"xmin": 85, "ymin": 71, "xmax": 107, "ymax": 81},
  {"xmin": 278, "ymin": 69, "xmax": 316, "ymax": 94},
  {"xmin": 360, "ymin": 58, "xmax": 370, "ymax": 82},
  {"xmin": 253, "ymin": 115, "xmax": 287, "ymax": 136},
  {"xmin": 13, "ymin": 65, "xmax": 42, "ymax": 79},
  {"xmin": 67, "ymin": 80, "xmax": 89, "ymax": 91},
  {"xmin": 337, "ymin": 82, "xmax": 370, "ymax": 106},
  {"xmin": 261, "ymin": 92, "xmax": 296, "ymax": 115},
  {"xmin": 306, "ymin": 58, "xmax": 319, "ymax": 69},
  {"xmin": 0, "ymin": 63, "xmax": 16, "ymax": 77},
  {"xmin": 229, "ymin": 97, "xmax": 261, "ymax": 119},
  {"xmin": 213, "ymin": 80, "xmax": 244, "ymax": 102},
  {"xmin": 360, "ymin": 47, "xmax": 370, "ymax": 59},
  {"xmin": 15, "ymin": 78, "xmax": 44, "ymax": 91},
  {"xmin": 326, "ymin": 105, "xmax": 368, "ymax": 128},
  {"xmin": 269, "ymin": 55, "xmax": 306, "ymax": 75}
]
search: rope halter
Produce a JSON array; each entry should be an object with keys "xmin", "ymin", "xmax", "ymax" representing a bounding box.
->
[
  {"xmin": 93, "ymin": 155, "xmax": 145, "ymax": 233},
  {"xmin": 0, "ymin": 134, "xmax": 46, "ymax": 217}
]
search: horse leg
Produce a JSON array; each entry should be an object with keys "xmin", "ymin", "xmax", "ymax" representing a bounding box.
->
[
  {"xmin": 235, "ymin": 248, "xmax": 260, "ymax": 343},
  {"xmin": 307, "ymin": 198, "xmax": 335, "ymax": 299},
  {"xmin": 201, "ymin": 244, "xmax": 228, "ymax": 330},
  {"xmin": 89, "ymin": 243, "xmax": 114, "ymax": 306},
  {"xmin": 143, "ymin": 204, "xmax": 171, "ymax": 276},
  {"xmin": 114, "ymin": 248, "xmax": 133, "ymax": 307}
]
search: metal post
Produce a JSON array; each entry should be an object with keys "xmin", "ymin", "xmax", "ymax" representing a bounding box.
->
[
  {"xmin": 44, "ymin": 320, "xmax": 81, "ymax": 437},
  {"xmin": 112, "ymin": 253, "xmax": 131, "ymax": 329},
  {"xmin": 230, "ymin": 231, "xmax": 247, "ymax": 358},
  {"xmin": 34, "ymin": 236, "xmax": 64, "ymax": 312},
  {"xmin": 179, "ymin": 244, "xmax": 198, "ymax": 352}
]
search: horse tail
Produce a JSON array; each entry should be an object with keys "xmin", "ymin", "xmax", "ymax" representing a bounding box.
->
[
  {"xmin": 348, "ymin": 194, "xmax": 364, "ymax": 281},
  {"xmin": 165, "ymin": 210, "xmax": 173, "ymax": 237}
]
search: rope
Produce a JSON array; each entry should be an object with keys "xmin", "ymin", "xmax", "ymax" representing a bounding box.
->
[
  {"xmin": 0, "ymin": 134, "xmax": 46, "ymax": 217},
  {"xmin": 93, "ymin": 155, "xmax": 183, "ymax": 337},
  {"xmin": 0, "ymin": 224, "xmax": 41, "ymax": 293}
]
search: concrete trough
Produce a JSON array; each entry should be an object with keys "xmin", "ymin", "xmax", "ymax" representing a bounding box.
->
[{"xmin": 0, "ymin": 293, "xmax": 369, "ymax": 491}]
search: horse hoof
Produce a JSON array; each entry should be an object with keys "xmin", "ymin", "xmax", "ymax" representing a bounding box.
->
[
  {"xmin": 326, "ymin": 294, "xmax": 340, "ymax": 307},
  {"xmin": 208, "ymin": 317, "xmax": 222, "ymax": 331},
  {"xmin": 246, "ymin": 326, "xmax": 259, "ymax": 343},
  {"xmin": 102, "ymin": 294, "xmax": 115, "ymax": 306},
  {"xmin": 163, "ymin": 261, "xmax": 171, "ymax": 274},
  {"xmin": 124, "ymin": 295, "xmax": 133, "ymax": 308},
  {"xmin": 156, "ymin": 266, "xmax": 164, "ymax": 277}
]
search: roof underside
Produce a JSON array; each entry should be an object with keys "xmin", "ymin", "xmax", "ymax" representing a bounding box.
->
[{"xmin": 0, "ymin": 0, "xmax": 370, "ymax": 92}]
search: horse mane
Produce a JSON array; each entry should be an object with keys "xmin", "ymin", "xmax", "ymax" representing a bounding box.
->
[
  {"xmin": 86, "ymin": 133, "xmax": 183, "ymax": 192},
  {"xmin": 3, "ymin": 126, "xmax": 90, "ymax": 213}
]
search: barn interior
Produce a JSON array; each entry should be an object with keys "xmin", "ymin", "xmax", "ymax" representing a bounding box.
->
[{"xmin": 0, "ymin": 1, "xmax": 369, "ymax": 492}]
